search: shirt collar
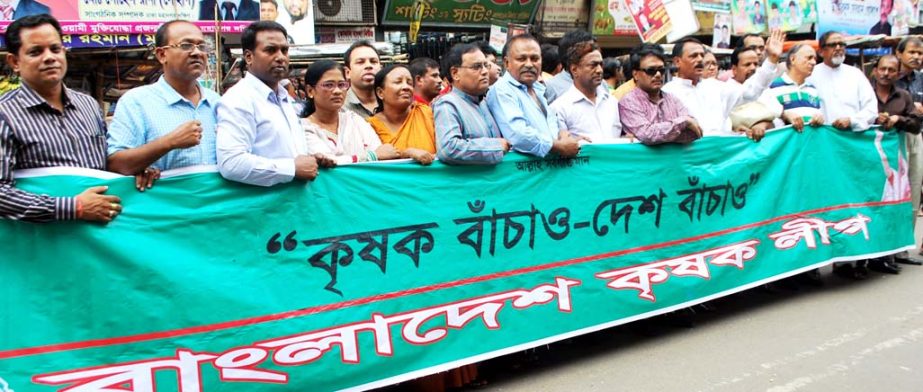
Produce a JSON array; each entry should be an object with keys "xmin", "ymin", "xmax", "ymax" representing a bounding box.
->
[
  {"xmin": 501, "ymin": 71, "xmax": 545, "ymax": 94},
  {"xmin": 413, "ymin": 94, "xmax": 430, "ymax": 105},
  {"xmin": 155, "ymin": 76, "xmax": 214, "ymax": 106},
  {"xmin": 219, "ymin": 0, "xmax": 240, "ymax": 10},
  {"xmin": 16, "ymin": 82, "xmax": 76, "ymax": 110},
  {"xmin": 564, "ymin": 84, "xmax": 609, "ymax": 104},
  {"xmin": 670, "ymin": 76, "xmax": 698, "ymax": 88},
  {"xmin": 872, "ymin": 79, "xmax": 902, "ymax": 102},
  {"xmin": 243, "ymin": 72, "xmax": 289, "ymax": 103}
]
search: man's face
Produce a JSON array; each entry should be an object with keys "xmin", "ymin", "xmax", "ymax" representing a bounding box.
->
[
  {"xmin": 722, "ymin": 26, "xmax": 729, "ymax": 42},
  {"xmin": 504, "ymin": 39, "xmax": 541, "ymax": 86},
  {"xmin": 675, "ymin": 41, "xmax": 705, "ymax": 80},
  {"xmin": 633, "ymin": 54, "xmax": 666, "ymax": 93},
  {"xmin": 414, "ymin": 65, "xmax": 442, "ymax": 100},
  {"xmin": 743, "ymin": 35, "xmax": 766, "ymax": 61},
  {"xmin": 732, "ymin": 49, "xmax": 760, "ymax": 83},
  {"xmin": 7, "ymin": 23, "xmax": 66, "ymax": 90},
  {"xmin": 820, "ymin": 32, "xmax": 846, "ymax": 66},
  {"xmin": 571, "ymin": 50, "xmax": 603, "ymax": 91},
  {"xmin": 245, "ymin": 30, "xmax": 289, "ymax": 87},
  {"xmin": 899, "ymin": 42, "xmax": 923, "ymax": 71},
  {"xmin": 156, "ymin": 22, "xmax": 207, "ymax": 81},
  {"xmin": 283, "ymin": 0, "xmax": 306, "ymax": 17},
  {"xmin": 874, "ymin": 57, "xmax": 900, "ymax": 86},
  {"xmin": 791, "ymin": 45, "xmax": 817, "ymax": 76},
  {"xmin": 485, "ymin": 53, "xmax": 500, "ymax": 85},
  {"xmin": 345, "ymin": 46, "xmax": 381, "ymax": 91},
  {"xmin": 260, "ymin": 1, "xmax": 278, "ymax": 20},
  {"xmin": 452, "ymin": 50, "xmax": 490, "ymax": 96}
]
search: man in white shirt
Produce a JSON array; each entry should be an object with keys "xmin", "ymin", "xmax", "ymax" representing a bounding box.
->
[
  {"xmin": 216, "ymin": 21, "xmax": 333, "ymax": 186},
  {"xmin": 725, "ymin": 29, "xmax": 786, "ymax": 103},
  {"xmin": 808, "ymin": 31, "xmax": 877, "ymax": 131},
  {"xmin": 663, "ymin": 38, "xmax": 782, "ymax": 136},
  {"xmin": 550, "ymin": 40, "xmax": 621, "ymax": 142}
]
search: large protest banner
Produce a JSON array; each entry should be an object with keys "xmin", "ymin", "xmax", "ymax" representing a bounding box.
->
[{"xmin": 0, "ymin": 127, "xmax": 914, "ymax": 391}]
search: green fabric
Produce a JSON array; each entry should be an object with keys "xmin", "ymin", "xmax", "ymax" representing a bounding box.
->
[{"xmin": 0, "ymin": 127, "xmax": 912, "ymax": 391}]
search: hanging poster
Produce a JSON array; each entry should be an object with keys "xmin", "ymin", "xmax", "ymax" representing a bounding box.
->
[
  {"xmin": 765, "ymin": 0, "xmax": 816, "ymax": 31},
  {"xmin": 623, "ymin": 0, "xmax": 673, "ymax": 42},
  {"xmin": 731, "ymin": 0, "xmax": 767, "ymax": 34},
  {"xmin": 692, "ymin": 0, "xmax": 732, "ymax": 12},
  {"xmin": 713, "ymin": 13, "xmax": 732, "ymax": 48},
  {"xmin": 816, "ymin": 0, "xmax": 912, "ymax": 36},
  {"xmin": 591, "ymin": 0, "xmax": 637, "ymax": 36},
  {"xmin": 665, "ymin": 0, "xmax": 699, "ymax": 43}
]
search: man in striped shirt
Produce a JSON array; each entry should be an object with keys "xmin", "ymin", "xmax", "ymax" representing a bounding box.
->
[
  {"xmin": 0, "ymin": 14, "xmax": 122, "ymax": 223},
  {"xmin": 757, "ymin": 43, "xmax": 825, "ymax": 131},
  {"xmin": 433, "ymin": 43, "xmax": 509, "ymax": 165}
]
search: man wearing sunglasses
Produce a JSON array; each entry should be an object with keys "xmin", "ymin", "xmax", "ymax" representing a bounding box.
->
[
  {"xmin": 107, "ymin": 21, "xmax": 220, "ymax": 189},
  {"xmin": 618, "ymin": 43, "xmax": 702, "ymax": 144},
  {"xmin": 808, "ymin": 31, "xmax": 877, "ymax": 131}
]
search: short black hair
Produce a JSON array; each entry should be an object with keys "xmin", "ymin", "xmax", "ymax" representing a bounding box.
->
[
  {"xmin": 241, "ymin": 21, "xmax": 287, "ymax": 53},
  {"xmin": 541, "ymin": 44, "xmax": 560, "ymax": 74},
  {"xmin": 557, "ymin": 29, "xmax": 595, "ymax": 71},
  {"xmin": 154, "ymin": 20, "xmax": 196, "ymax": 48},
  {"xmin": 5, "ymin": 14, "xmax": 62, "ymax": 55},
  {"xmin": 259, "ymin": 0, "xmax": 278, "ymax": 9},
  {"xmin": 736, "ymin": 33, "xmax": 762, "ymax": 49},
  {"xmin": 672, "ymin": 37, "xmax": 703, "ymax": 58},
  {"xmin": 476, "ymin": 41, "xmax": 498, "ymax": 58},
  {"xmin": 898, "ymin": 36, "xmax": 923, "ymax": 53},
  {"xmin": 344, "ymin": 40, "xmax": 379, "ymax": 66},
  {"xmin": 730, "ymin": 46, "xmax": 757, "ymax": 66},
  {"xmin": 818, "ymin": 30, "xmax": 842, "ymax": 49},
  {"xmin": 409, "ymin": 57, "xmax": 439, "ymax": 81},
  {"xmin": 501, "ymin": 34, "xmax": 539, "ymax": 59},
  {"xmin": 443, "ymin": 43, "xmax": 482, "ymax": 73},
  {"xmin": 603, "ymin": 57, "xmax": 621, "ymax": 80},
  {"xmin": 629, "ymin": 43, "xmax": 666, "ymax": 71}
]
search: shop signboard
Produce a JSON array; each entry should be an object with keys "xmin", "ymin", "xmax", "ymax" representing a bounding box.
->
[{"xmin": 382, "ymin": 0, "xmax": 541, "ymax": 28}]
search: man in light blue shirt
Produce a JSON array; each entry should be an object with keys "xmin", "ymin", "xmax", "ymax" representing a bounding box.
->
[
  {"xmin": 434, "ymin": 43, "xmax": 509, "ymax": 165},
  {"xmin": 487, "ymin": 34, "xmax": 581, "ymax": 158},
  {"xmin": 108, "ymin": 21, "xmax": 220, "ymax": 181},
  {"xmin": 216, "ymin": 21, "xmax": 333, "ymax": 186}
]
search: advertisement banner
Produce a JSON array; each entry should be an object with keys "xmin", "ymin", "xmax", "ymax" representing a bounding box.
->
[
  {"xmin": 0, "ymin": 128, "xmax": 913, "ymax": 392},
  {"xmin": 767, "ymin": 0, "xmax": 817, "ymax": 31},
  {"xmin": 382, "ymin": 0, "xmax": 541, "ymax": 28},
  {"xmin": 592, "ymin": 0, "xmax": 638, "ymax": 36},
  {"xmin": 0, "ymin": 0, "xmax": 252, "ymax": 36},
  {"xmin": 542, "ymin": 0, "xmax": 590, "ymax": 25},
  {"xmin": 624, "ymin": 0, "xmax": 672, "ymax": 42},
  {"xmin": 732, "ymin": 0, "xmax": 767, "ymax": 34},
  {"xmin": 816, "ymin": 0, "xmax": 914, "ymax": 36}
]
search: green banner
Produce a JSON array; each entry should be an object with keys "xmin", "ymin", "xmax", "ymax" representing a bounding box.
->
[
  {"xmin": 0, "ymin": 127, "xmax": 914, "ymax": 391},
  {"xmin": 382, "ymin": 0, "xmax": 541, "ymax": 28}
]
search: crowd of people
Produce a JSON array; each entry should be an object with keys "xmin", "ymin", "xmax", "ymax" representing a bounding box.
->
[{"xmin": 1, "ymin": 15, "xmax": 922, "ymax": 266}]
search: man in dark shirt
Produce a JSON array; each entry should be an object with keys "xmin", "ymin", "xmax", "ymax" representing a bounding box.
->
[
  {"xmin": 894, "ymin": 37, "xmax": 923, "ymax": 265},
  {"xmin": 0, "ymin": 14, "xmax": 122, "ymax": 222}
]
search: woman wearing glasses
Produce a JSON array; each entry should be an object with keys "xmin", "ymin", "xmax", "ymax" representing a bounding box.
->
[
  {"xmin": 367, "ymin": 64, "xmax": 437, "ymax": 165},
  {"xmin": 301, "ymin": 60, "xmax": 401, "ymax": 164}
]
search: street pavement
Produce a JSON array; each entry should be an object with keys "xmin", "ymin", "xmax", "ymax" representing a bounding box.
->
[{"xmin": 462, "ymin": 226, "xmax": 923, "ymax": 392}]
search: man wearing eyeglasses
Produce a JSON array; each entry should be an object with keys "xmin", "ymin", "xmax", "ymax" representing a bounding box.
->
[
  {"xmin": 433, "ymin": 43, "xmax": 510, "ymax": 165},
  {"xmin": 107, "ymin": 21, "xmax": 220, "ymax": 186},
  {"xmin": 808, "ymin": 31, "xmax": 877, "ymax": 131},
  {"xmin": 618, "ymin": 43, "xmax": 702, "ymax": 145}
]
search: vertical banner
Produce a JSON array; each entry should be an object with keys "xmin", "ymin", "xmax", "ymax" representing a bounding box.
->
[
  {"xmin": 713, "ymin": 13, "xmax": 732, "ymax": 48},
  {"xmin": 623, "ymin": 0, "xmax": 672, "ymax": 42},
  {"xmin": 732, "ymin": 0, "xmax": 768, "ymax": 33}
]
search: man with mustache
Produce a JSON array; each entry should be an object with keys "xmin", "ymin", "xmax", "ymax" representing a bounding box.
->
[
  {"xmin": 544, "ymin": 30, "xmax": 607, "ymax": 104},
  {"xmin": 487, "ymin": 34, "xmax": 582, "ymax": 158},
  {"xmin": 107, "ymin": 21, "xmax": 220, "ymax": 186},
  {"xmin": 894, "ymin": 36, "xmax": 923, "ymax": 265},
  {"xmin": 0, "ymin": 14, "xmax": 123, "ymax": 223},
  {"xmin": 275, "ymin": 0, "xmax": 313, "ymax": 45},
  {"xmin": 216, "ymin": 21, "xmax": 334, "ymax": 186},
  {"xmin": 618, "ymin": 43, "xmax": 702, "ymax": 144},
  {"xmin": 434, "ymin": 43, "xmax": 510, "ymax": 165},
  {"xmin": 663, "ymin": 38, "xmax": 757, "ymax": 136},
  {"xmin": 343, "ymin": 40, "xmax": 381, "ymax": 119},
  {"xmin": 869, "ymin": 55, "xmax": 923, "ymax": 273},
  {"xmin": 808, "ymin": 31, "xmax": 877, "ymax": 131},
  {"xmin": 550, "ymin": 40, "xmax": 622, "ymax": 142}
]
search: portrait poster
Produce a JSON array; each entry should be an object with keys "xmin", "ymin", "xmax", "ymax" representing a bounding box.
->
[
  {"xmin": 766, "ymin": 0, "xmax": 817, "ymax": 31},
  {"xmin": 591, "ymin": 0, "xmax": 638, "ymax": 36},
  {"xmin": 815, "ymin": 0, "xmax": 911, "ymax": 36},
  {"xmin": 713, "ymin": 13, "xmax": 732, "ymax": 48},
  {"xmin": 623, "ymin": 0, "xmax": 673, "ymax": 42},
  {"xmin": 731, "ymin": 0, "xmax": 767, "ymax": 34},
  {"xmin": 269, "ymin": 0, "xmax": 315, "ymax": 45}
]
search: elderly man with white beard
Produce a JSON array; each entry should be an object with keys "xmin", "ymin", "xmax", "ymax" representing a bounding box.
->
[{"xmin": 808, "ymin": 31, "xmax": 877, "ymax": 131}]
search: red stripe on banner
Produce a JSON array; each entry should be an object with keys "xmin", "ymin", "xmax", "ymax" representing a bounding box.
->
[{"xmin": 0, "ymin": 199, "xmax": 907, "ymax": 360}]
